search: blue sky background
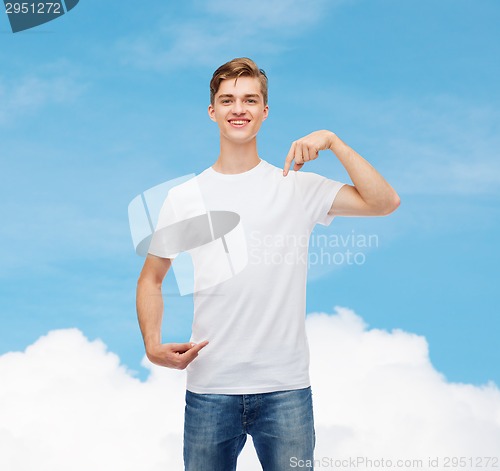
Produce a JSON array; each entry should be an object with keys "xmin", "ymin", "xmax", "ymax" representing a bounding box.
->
[{"xmin": 0, "ymin": 0, "xmax": 498, "ymax": 385}]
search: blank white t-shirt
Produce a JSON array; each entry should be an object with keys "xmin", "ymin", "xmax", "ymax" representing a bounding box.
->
[{"xmin": 149, "ymin": 159, "xmax": 345, "ymax": 394}]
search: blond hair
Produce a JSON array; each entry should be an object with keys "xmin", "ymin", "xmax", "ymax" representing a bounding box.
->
[{"xmin": 210, "ymin": 57, "xmax": 268, "ymax": 105}]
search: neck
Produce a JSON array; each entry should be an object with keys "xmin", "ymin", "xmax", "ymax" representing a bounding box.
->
[{"xmin": 212, "ymin": 136, "xmax": 261, "ymax": 174}]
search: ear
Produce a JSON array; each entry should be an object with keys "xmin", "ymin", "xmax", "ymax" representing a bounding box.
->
[
  {"xmin": 262, "ymin": 105, "xmax": 269, "ymax": 121},
  {"xmin": 208, "ymin": 104, "xmax": 216, "ymax": 122}
]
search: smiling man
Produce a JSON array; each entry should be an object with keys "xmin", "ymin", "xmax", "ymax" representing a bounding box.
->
[{"xmin": 136, "ymin": 58, "xmax": 400, "ymax": 471}]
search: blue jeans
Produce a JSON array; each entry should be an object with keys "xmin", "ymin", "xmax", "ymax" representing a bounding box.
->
[{"xmin": 183, "ymin": 386, "xmax": 315, "ymax": 471}]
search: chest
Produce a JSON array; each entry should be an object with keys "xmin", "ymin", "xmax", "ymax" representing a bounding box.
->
[{"xmin": 201, "ymin": 178, "xmax": 305, "ymax": 237}]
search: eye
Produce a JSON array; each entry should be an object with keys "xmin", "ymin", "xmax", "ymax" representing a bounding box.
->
[
  {"xmin": 247, "ymin": 99, "xmax": 257, "ymax": 104},
  {"xmin": 220, "ymin": 99, "xmax": 231, "ymax": 104}
]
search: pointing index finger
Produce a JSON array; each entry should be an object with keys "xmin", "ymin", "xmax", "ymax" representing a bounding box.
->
[
  {"xmin": 283, "ymin": 142, "xmax": 296, "ymax": 176},
  {"xmin": 184, "ymin": 340, "xmax": 209, "ymax": 357}
]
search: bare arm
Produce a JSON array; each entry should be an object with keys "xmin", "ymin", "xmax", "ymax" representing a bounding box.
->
[
  {"xmin": 283, "ymin": 130, "xmax": 400, "ymax": 216},
  {"xmin": 136, "ymin": 254, "xmax": 208, "ymax": 369}
]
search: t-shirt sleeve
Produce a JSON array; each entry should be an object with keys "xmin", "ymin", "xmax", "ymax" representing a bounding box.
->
[
  {"xmin": 147, "ymin": 176, "xmax": 209, "ymax": 259},
  {"xmin": 148, "ymin": 192, "xmax": 179, "ymax": 259},
  {"xmin": 295, "ymin": 170, "xmax": 346, "ymax": 227}
]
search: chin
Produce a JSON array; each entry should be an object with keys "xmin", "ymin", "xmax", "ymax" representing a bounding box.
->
[{"xmin": 222, "ymin": 132, "xmax": 257, "ymax": 144}]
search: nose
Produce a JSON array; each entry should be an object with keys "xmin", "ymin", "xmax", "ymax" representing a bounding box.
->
[{"xmin": 231, "ymin": 99, "xmax": 245, "ymax": 115}]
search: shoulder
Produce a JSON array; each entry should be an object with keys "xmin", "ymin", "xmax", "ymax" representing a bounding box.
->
[
  {"xmin": 260, "ymin": 159, "xmax": 297, "ymax": 184},
  {"xmin": 158, "ymin": 172, "xmax": 208, "ymax": 221},
  {"xmin": 168, "ymin": 172, "xmax": 203, "ymax": 198}
]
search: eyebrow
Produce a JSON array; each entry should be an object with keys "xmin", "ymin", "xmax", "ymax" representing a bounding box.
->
[{"xmin": 217, "ymin": 94, "xmax": 261, "ymax": 100}]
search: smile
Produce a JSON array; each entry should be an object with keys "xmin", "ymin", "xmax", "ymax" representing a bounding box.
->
[{"xmin": 228, "ymin": 119, "xmax": 250, "ymax": 127}]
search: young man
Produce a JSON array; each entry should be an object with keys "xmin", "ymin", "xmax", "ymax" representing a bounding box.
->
[{"xmin": 136, "ymin": 58, "xmax": 400, "ymax": 471}]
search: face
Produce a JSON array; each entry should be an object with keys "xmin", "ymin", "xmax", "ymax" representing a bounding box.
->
[{"xmin": 208, "ymin": 76, "xmax": 269, "ymax": 145}]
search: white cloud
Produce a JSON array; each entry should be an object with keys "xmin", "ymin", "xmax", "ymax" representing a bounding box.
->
[
  {"xmin": 308, "ymin": 308, "xmax": 500, "ymax": 464},
  {"xmin": 0, "ymin": 200, "xmax": 129, "ymax": 279},
  {"xmin": 117, "ymin": 0, "xmax": 337, "ymax": 71},
  {"xmin": 380, "ymin": 98, "xmax": 500, "ymax": 196},
  {"xmin": 307, "ymin": 88, "xmax": 500, "ymax": 196},
  {"xmin": 202, "ymin": 0, "xmax": 331, "ymax": 29},
  {"xmin": 0, "ymin": 329, "xmax": 187, "ymax": 470},
  {"xmin": 1, "ymin": 308, "xmax": 499, "ymax": 471},
  {"xmin": 0, "ymin": 70, "xmax": 86, "ymax": 125}
]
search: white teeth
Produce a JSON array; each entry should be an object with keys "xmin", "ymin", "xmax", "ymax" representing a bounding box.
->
[{"xmin": 230, "ymin": 120, "xmax": 248, "ymax": 125}]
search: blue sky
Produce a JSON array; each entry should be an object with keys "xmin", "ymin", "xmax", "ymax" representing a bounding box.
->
[{"xmin": 1, "ymin": 0, "xmax": 499, "ymax": 386}]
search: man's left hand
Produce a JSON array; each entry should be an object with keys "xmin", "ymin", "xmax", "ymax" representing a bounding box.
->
[{"xmin": 283, "ymin": 130, "xmax": 335, "ymax": 176}]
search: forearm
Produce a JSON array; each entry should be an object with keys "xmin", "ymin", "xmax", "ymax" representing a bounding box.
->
[
  {"xmin": 135, "ymin": 256, "xmax": 207, "ymax": 369},
  {"xmin": 136, "ymin": 278, "xmax": 164, "ymax": 351},
  {"xmin": 329, "ymin": 132, "xmax": 399, "ymax": 212}
]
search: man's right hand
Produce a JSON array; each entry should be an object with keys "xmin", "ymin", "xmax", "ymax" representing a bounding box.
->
[{"xmin": 146, "ymin": 341, "xmax": 209, "ymax": 370}]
